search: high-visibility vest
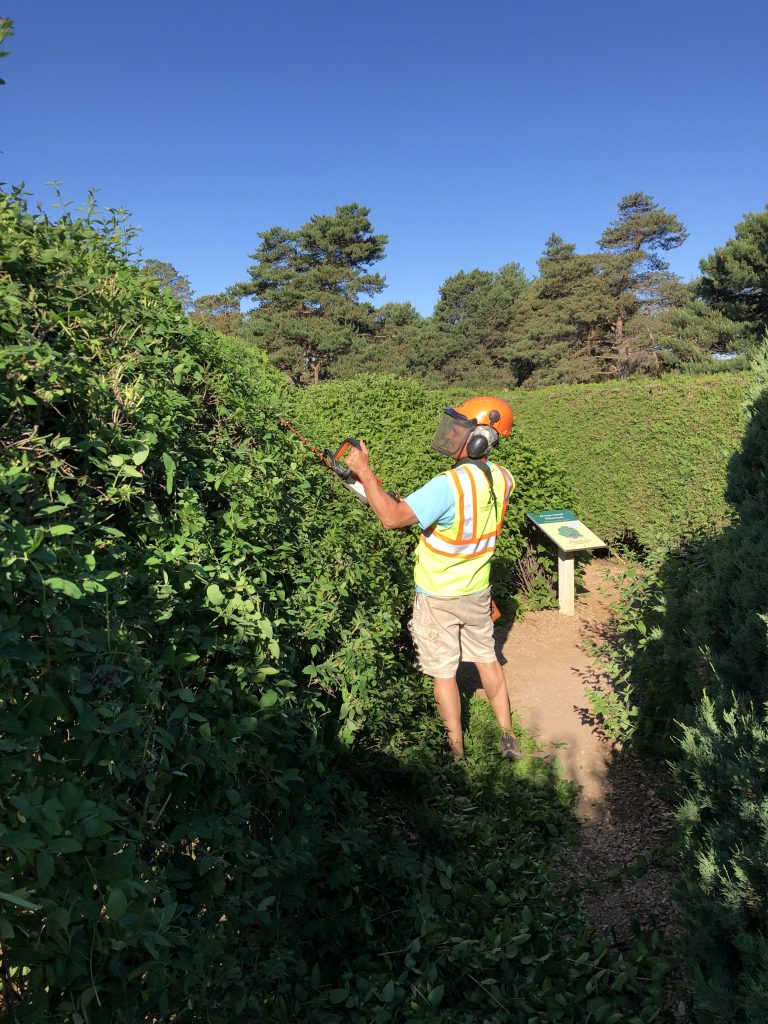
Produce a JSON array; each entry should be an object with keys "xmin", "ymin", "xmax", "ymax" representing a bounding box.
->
[{"xmin": 414, "ymin": 461, "xmax": 515, "ymax": 597}]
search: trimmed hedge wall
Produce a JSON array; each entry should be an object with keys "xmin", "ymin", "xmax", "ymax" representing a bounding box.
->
[
  {"xmin": 506, "ymin": 375, "xmax": 751, "ymax": 548},
  {"xmin": 585, "ymin": 346, "xmax": 768, "ymax": 1023}
]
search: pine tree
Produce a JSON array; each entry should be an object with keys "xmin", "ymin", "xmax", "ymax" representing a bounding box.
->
[
  {"xmin": 141, "ymin": 258, "xmax": 194, "ymax": 311},
  {"xmin": 698, "ymin": 205, "xmax": 768, "ymax": 344},
  {"xmin": 598, "ymin": 193, "xmax": 688, "ymax": 374},
  {"xmin": 503, "ymin": 235, "xmax": 614, "ymax": 385},
  {"xmin": 189, "ymin": 292, "xmax": 243, "ymax": 336},
  {"xmin": 235, "ymin": 204, "xmax": 387, "ymax": 383}
]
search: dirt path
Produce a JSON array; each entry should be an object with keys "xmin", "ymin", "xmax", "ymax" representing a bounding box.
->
[
  {"xmin": 457, "ymin": 558, "xmax": 688, "ymax": 1016},
  {"xmin": 501, "ymin": 560, "xmax": 616, "ymax": 820},
  {"xmin": 488, "ymin": 558, "xmax": 689, "ymax": 1018}
]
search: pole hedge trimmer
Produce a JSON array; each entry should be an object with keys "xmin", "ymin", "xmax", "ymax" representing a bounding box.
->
[{"xmin": 279, "ymin": 420, "xmax": 397, "ymax": 505}]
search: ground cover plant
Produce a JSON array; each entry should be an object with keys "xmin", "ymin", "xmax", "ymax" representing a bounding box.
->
[{"xmin": 1, "ymin": 190, "xmax": 673, "ymax": 1021}]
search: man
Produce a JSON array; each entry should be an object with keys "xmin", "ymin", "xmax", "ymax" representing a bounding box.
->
[{"xmin": 345, "ymin": 396, "xmax": 523, "ymax": 762}]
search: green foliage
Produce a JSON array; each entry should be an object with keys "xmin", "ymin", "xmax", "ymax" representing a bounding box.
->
[
  {"xmin": 286, "ymin": 374, "xmax": 577, "ymax": 608},
  {"xmin": 332, "ymin": 303, "xmax": 425, "ymax": 379},
  {"xmin": 597, "ymin": 192, "xmax": 688, "ymax": 350},
  {"xmin": 413, "ymin": 264, "xmax": 529, "ymax": 388},
  {"xmin": 581, "ymin": 554, "xmax": 666, "ymax": 745},
  {"xmin": 698, "ymin": 205, "xmax": 768, "ymax": 342},
  {"xmin": 140, "ymin": 257, "xmax": 194, "ymax": 311},
  {"xmin": 510, "ymin": 373, "xmax": 751, "ymax": 548},
  {"xmin": 580, "ymin": 342, "xmax": 768, "ymax": 1022},
  {"xmin": 504, "ymin": 235, "xmax": 616, "ymax": 387},
  {"xmin": 336, "ymin": 265, "xmax": 530, "ymax": 390},
  {"xmin": 235, "ymin": 203, "xmax": 387, "ymax": 383},
  {"xmin": 188, "ymin": 291, "xmax": 243, "ymax": 336},
  {"xmin": 211, "ymin": 192, "xmax": 760, "ymax": 396},
  {"xmin": 0, "ymin": 191, "xmax": 413, "ymax": 1017},
  {"xmin": 649, "ymin": 291, "xmax": 749, "ymax": 369},
  {"xmin": 0, "ymin": 17, "xmax": 12, "ymax": 85},
  {"xmin": 502, "ymin": 195, "xmax": 691, "ymax": 387},
  {"xmin": 434, "ymin": 263, "xmax": 528, "ymax": 338},
  {"xmin": 633, "ymin": 341, "xmax": 768, "ymax": 718},
  {"xmin": 0, "ymin": 191, "xmax": 673, "ymax": 1021},
  {"xmin": 674, "ymin": 694, "xmax": 768, "ymax": 1024}
]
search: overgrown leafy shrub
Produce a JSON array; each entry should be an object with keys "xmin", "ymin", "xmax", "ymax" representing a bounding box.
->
[
  {"xmin": 0, "ymin": 191, "xmax": 418, "ymax": 1018},
  {"xmin": 0, "ymin": 191, "xmax": 670, "ymax": 1022}
]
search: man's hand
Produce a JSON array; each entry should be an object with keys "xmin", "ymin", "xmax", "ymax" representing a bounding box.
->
[
  {"xmin": 344, "ymin": 440, "xmax": 370, "ymax": 479},
  {"xmin": 343, "ymin": 440, "xmax": 417, "ymax": 530}
]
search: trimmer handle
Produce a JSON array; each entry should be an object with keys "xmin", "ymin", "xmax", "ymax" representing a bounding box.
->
[
  {"xmin": 322, "ymin": 437, "xmax": 401, "ymax": 504},
  {"xmin": 325, "ymin": 438, "xmax": 362, "ymax": 481}
]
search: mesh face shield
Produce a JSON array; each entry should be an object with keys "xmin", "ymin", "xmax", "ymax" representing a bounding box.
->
[{"xmin": 431, "ymin": 409, "xmax": 476, "ymax": 457}]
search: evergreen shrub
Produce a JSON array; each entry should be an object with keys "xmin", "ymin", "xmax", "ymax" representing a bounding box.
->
[
  {"xmin": 586, "ymin": 343, "xmax": 768, "ymax": 1022},
  {"xmin": 670, "ymin": 343, "xmax": 768, "ymax": 1023},
  {"xmin": 508, "ymin": 374, "xmax": 751, "ymax": 549}
]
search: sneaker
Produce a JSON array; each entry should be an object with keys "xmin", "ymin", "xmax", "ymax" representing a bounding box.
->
[{"xmin": 499, "ymin": 732, "xmax": 524, "ymax": 761}]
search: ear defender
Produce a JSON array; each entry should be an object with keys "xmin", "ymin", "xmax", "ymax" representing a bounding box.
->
[
  {"xmin": 465, "ymin": 423, "xmax": 501, "ymax": 458},
  {"xmin": 466, "ymin": 432, "xmax": 490, "ymax": 458}
]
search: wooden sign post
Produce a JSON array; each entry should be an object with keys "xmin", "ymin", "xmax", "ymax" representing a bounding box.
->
[{"xmin": 527, "ymin": 510, "xmax": 606, "ymax": 615}]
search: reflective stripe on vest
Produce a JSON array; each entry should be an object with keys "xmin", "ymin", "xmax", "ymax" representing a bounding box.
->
[
  {"xmin": 421, "ymin": 463, "xmax": 512, "ymax": 557},
  {"xmin": 414, "ymin": 462, "xmax": 515, "ymax": 596}
]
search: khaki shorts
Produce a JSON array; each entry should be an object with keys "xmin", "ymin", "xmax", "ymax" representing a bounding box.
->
[{"xmin": 409, "ymin": 587, "xmax": 496, "ymax": 678}]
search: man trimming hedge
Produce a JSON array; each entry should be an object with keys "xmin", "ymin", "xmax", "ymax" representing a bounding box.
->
[{"xmin": 346, "ymin": 396, "xmax": 523, "ymax": 761}]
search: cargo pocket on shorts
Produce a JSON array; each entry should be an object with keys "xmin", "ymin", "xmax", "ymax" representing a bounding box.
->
[{"xmin": 409, "ymin": 621, "xmax": 440, "ymax": 674}]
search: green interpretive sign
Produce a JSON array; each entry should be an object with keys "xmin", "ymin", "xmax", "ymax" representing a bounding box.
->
[{"xmin": 527, "ymin": 509, "xmax": 606, "ymax": 553}]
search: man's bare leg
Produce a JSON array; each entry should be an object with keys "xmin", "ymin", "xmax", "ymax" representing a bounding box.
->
[
  {"xmin": 476, "ymin": 660, "xmax": 513, "ymax": 733},
  {"xmin": 477, "ymin": 660, "xmax": 523, "ymax": 759},
  {"xmin": 433, "ymin": 676, "xmax": 464, "ymax": 758}
]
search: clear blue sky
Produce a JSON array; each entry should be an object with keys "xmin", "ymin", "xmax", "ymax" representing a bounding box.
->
[{"xmin": 3, "ymin": 1, "xmax": 766, "ymax": 315}]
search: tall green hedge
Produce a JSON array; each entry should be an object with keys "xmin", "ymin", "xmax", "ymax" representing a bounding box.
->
[
  {"xmin": 590, "ymin": 345, "xmax": 768, "ymax": 1022},
  {"xmin": 669, "ymin": 346, "xmax": 768, "ymax": 1023},
  {"xmin": 0, "ymin": 194, "xmax": 671, "ymax": 1022},
  {"xmin": 507, "ymin": 375, "xmax": 751, "ymax": 548},
  {"xmin": 0, "ymin": 193, "xmax": 421, "ymax": 1018}
]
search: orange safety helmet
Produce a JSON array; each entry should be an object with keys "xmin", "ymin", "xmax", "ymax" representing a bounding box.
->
[
  {"xmin": 453, "ymin": 396, "xmax": 514, "ymax": 436},
  {"xmin": 431, "ymin": 396, "xmax": 514, "ymax": 458}
]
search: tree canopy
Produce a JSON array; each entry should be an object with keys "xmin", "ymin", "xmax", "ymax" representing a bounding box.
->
[
  {"xmin": 189, "ymin": 291, "xmax": 243, "ymax": 336},
  {"xmin": 141, "ymin": 258, "xmax": 194, "ymax": 311},
  {"xmin": 596, "ymin": 192, "xmax": 688, "ymax": 374},
  {"xmin": 698, "ymin": 205, "xmax": 768, "ymax": 343},
  {"xmin": 503, "ymin": 235, "xmax": 615, "ymax": 386},
  {"xmin": 235, "ymin": 203, "xmax": 387, "ymax": 384},
  {"xmin": 210, "ymin": 191, "xmax": 764, "ymax": 389}
]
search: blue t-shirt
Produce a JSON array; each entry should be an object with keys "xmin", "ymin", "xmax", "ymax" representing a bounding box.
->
[{"xmin": 403, "ymin": 474, "xmax": 455, "ymax": 532}]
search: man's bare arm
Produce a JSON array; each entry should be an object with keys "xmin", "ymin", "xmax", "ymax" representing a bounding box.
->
[{"xmin": 345, "ymin": 442, "xmax": 418, "ymax": 530}]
